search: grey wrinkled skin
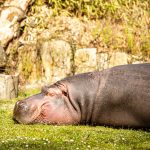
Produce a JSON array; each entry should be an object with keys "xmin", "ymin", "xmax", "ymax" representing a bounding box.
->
[{"xmin": 13, "ymin": 63, "xmax": 150, "ymax": 128}]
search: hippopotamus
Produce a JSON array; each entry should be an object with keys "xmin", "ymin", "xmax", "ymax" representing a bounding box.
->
[{"xmin": 13, "ymin": 63, "xmax": 150, "ymax": 128}]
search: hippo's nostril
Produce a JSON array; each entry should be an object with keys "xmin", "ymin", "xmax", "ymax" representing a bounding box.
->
[
  {"xmin": 18, "ymin": 102, "xmax": 28, "ymax": 112},
  {"xmin": 16, "ymin": 101, "xmax": 19, "ymax": 105}
]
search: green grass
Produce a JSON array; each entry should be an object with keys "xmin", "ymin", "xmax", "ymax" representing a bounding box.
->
[{"xmin": 0, "ymin": 89, "xmax": 150, "ymax": 150}]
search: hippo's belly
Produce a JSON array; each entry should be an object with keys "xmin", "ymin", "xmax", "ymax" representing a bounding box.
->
[
  {"xmin": 95, "ymin": 107, "xmax": 145, "ymax": 127},
  {"xmin": 92, "ymin": 93, "xmax": 150, "ymax": 127}
]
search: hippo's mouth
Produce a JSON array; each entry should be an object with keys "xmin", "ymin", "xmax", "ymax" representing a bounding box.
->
[{"xmin": 31, "ymin": 102, "xmax": 51, "ymax": 124}]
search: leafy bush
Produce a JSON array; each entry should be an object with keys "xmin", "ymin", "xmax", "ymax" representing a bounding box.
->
[
  {"xmin": 33, "ymin": 0, "xmax": 150, "ymax": 58},
  {"xmin": 35, "ymin": 0, "xmax": 149, "ymax": 20}
]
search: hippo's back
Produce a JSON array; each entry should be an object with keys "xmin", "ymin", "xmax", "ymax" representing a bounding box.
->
[
  {"xmin": 92, "ymin": 63, "xmax": 150, "ymax": 127},
  {"xmin": 109, "ymin": 63, "xmax": 150, "ymax": 94}
]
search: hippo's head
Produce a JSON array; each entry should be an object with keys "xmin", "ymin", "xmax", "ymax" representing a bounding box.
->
[{"xmin": 13, "ymin": 83, "xmax": 78, "ymax": 125}]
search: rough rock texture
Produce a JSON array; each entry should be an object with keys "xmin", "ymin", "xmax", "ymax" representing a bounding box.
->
[
  {"xmin": 0, "ymin": 0, "xmax": 34, "ymax": 47},
  {"xmin": 0, "ymin": 46, "xmax": 6, "ymax": 67},
  {"xmin": 75, "ymin": 48, "xmax": 97, "ymax": 74},
  {"xmin": 97, "ymin": 53, "xmax": 109, "ymax": 70},
  {"xmin": 97, "ymin": 52, "xmax": 128, "ymax": 70},
  {"xmin": 17, "ymin": 44, "xmax": 41, "ymax": 84},
  {"xmin": 2, "ymin": 4, "xmax": 149, "ymax": 85},
  {"xmin": 0, "ymin": 74, "xmax": 19, "ymax": 99},
  {"xmin": 40, "ymin": 40, "xmax": 72, "ymax": 83},
  {"xmin": 109, "ymin": 52, "xmax": 128, "ymax": 67}
]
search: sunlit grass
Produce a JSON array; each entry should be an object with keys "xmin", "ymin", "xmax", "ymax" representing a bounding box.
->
[{"xmin": 0, "ymin": 89, "xmax": 150, "ymax": 149}]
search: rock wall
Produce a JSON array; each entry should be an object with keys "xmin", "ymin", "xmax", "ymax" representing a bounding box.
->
[
  {"xmin": 2, "ymin": 5, "xmax": 149, "ymax": 86},
  {"xmin": 16, "ymin": 39, "xmax": 144, "ymax": 85}
]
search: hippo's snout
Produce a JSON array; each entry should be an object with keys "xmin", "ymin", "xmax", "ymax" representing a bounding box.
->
[
  {"xmin": 15, "ymin": 101, "xmax": 29, "ymax": 112},
  {"xmin": 13, "ymin": 99, "xmax": 42, "ymax": 124},
  {"xmin": 13, "ymin": 101, "xmax": 30, "ymax": 123}
]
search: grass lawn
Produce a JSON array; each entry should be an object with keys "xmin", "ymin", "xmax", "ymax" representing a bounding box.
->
[{"xmin": 0, "ymin": 89, "xmax": 150, "ymax": 150}]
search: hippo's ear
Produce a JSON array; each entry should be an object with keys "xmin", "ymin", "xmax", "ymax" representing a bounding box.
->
[
  {"xmin": 42, "ymin": 84, "xmax": 68, "ymax": 97},
  {"xmin": 57, "ymin": 83, "xmax": 68, "ymax": 97}
]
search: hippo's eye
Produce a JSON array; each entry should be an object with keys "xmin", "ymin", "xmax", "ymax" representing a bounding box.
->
[{"xmin": 45, "ymin": 92, "xmax": 55, "ymax": 97}]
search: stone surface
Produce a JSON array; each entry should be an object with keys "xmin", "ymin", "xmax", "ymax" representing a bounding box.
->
[
  {"xmin": 0, "ymin": 46, "xmax": 6, "ymax": 67},
  {"xmin": 109, "ymin": 52, "xmax": 128, "ymax": 67},
  {"xmin": 0, "ymin": 0, "xmax": 34, "ymax": 47},
  {"xmin": 0, "ymin": 73, "xmax": 19, "ymax": 99},
  {"xmin": 3, "ymin": 7, "xmax": 149, "ymax": 85},
  {"xmin": 4, "ymin": 0, "xmax": 35, "ymax": 11},
  {"xmin": 40, "ymin": 40, "xmax": 72, "ymax": 83},
  {"xmin": 75, "ymin": 48, "xmax": 97, "ymax": 74},
  {"xmin": 18, "ymin": 44, "xmax": 41, "ymax": 83},
  {"xmin": 97, "ymin": 53, "xmax": 109, "ymax": 70},
  {"xmin": 97, "ymin": 52, "xmax": 128, "ymax": 70}
]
